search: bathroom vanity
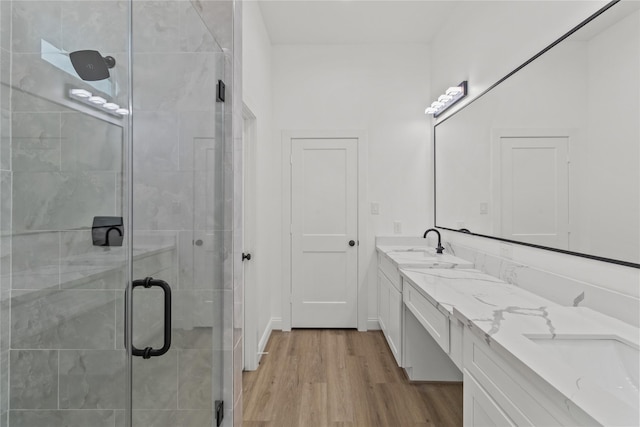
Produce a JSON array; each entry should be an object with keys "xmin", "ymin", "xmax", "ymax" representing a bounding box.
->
[
  {"xmin": 376, "ymin": 237, "xmax": 639, "ymax": 426},
  {"xmin": 376, "ymin": 237, "xmax": 471, "ymax": 378}
]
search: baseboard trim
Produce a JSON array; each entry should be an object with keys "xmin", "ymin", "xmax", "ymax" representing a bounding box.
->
[
  {"xmin": 264, "ymin": 317, "xmax": 377, "ymax": 333},
  {"xmin": 270, "ymin": 317, "xmax": 283, "ymax": 331},
  {"xmin": 367, "ymin": 318, "xmax": 381, "ymax": 330},
  {"xmin": 257, "ymin": 318, "xmax": 275, "ymax": 364}
]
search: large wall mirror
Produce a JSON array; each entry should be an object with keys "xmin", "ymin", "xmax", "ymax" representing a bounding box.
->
[{"xmin": 434, "ymin": 0, "xmax": 639, "ymax": 268}]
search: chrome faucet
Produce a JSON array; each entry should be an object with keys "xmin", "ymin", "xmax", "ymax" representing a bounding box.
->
[{"xmin": 422, "ymin": 228, "xmax": 444, "ymax": 254}]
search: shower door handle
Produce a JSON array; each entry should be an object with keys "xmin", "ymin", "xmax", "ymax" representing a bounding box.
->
[{"xmin": 128, "ymin": 277, "xmax": 172, "ymax": 359}]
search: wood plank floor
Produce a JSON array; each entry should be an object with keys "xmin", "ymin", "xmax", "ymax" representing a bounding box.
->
[{"xmin": 243, "ymin": 329, "xmax": 463, "ymax": 427}]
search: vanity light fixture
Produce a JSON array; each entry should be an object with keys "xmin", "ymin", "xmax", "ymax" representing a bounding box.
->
[
  {"xmin": 425, "ymin": 81, "xmax": 467, "ymax": 117},
  {"xmin": 68, "ymin": 88, "xmax": 129, "ymax": 117}
]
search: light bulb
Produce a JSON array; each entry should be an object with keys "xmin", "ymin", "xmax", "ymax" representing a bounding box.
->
[
  {"xmin": 70, "ymin": 88, "xmax": 91, "ymax": 98},
  {"xmin": 88, "ymin": 96, "xmax": 106, "ymax": 105},
  {"xmin": 115, "ymin": 108, "xmax": 130, "ymax": 115},
  {"xmin": 446, "ymin": 86, "xmax": 463, "ymax": 96},
  {"xmin": 102, "ymin": 103, "xmax": 119, "ymax": 111}
]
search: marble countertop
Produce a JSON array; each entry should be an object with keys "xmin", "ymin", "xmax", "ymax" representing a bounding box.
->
[{"xmin": 400, "ymin": 267, "xmax": 639, "ymax": 426}]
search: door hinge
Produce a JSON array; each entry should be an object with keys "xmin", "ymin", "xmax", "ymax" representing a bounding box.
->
[
  {"xmin": 215, "ymin": 400, "xmax": 224, "ymax": 427},
  {"xmin": 216, "ymin": 80, "xmax": 225, "ymax": 103},
  {"xmin": 290, "ymin": 155, "xmax": 293, "ymax": 165}
]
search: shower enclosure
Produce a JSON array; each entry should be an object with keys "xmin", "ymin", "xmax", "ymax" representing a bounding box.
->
[{"xmin": 0, "ymin": 0, "xmax": 236, "ymax": 426}]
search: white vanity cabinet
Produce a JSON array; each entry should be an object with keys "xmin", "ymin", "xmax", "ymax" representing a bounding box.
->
[
  {"xmin": 464, "ymin": 372, "xmax": 516, "ymax": 427},
  {"xmin": 463, "ymin": 331, "xmax": 594, "ymax": 427},
  {"xmin": 377, "ymin": 252, "xmax": 403, "ymax": 365},
  {"xmin": 375, "ymin": 242, "xmax": 470, "ymax": 379},
  {"xmin": 377, "ymin": 239, "xmax": 636, "ymax": 426}
]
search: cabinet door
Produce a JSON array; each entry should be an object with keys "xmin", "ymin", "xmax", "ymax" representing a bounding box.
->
[
  {"xmin": 378, "ymin": 271, "xmax": 389, "ymax": 333},
  {"xmin": 464, "ymin": 372, "xmax": 516, "ymax": 427},
  {"xmin": 388, "ymin": 283, "xmax": 402, "ymax": 365}
]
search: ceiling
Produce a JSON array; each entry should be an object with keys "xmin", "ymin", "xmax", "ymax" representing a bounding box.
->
[{"xmin": 257, "ymin": 1, "xmax": 461, "ymax": 45}]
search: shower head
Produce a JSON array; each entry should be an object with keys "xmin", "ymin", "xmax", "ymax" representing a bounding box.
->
[{"xmin": 69, "ymin": 50, "xmax": 116, "ymax": 81}]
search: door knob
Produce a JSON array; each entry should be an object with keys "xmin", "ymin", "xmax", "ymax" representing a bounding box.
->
[
  {"xmin": 194, "ymin": 239, "xmax": 203, "ymax": 246},
  {"xmin": 348, "ymin": 240, "xmax": 356, "ymax": 247},
  {"xmin": 242, "ymin": 253, "xmax": 252, "ymax": 261}
]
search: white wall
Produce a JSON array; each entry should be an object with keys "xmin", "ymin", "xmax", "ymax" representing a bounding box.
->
[
  {"xmin": 242, "ymin": 1, "xmax": 274, "ymax": 353},
  {"xmin": 431, "ymin": 1, "xmax": 639, "ymax": 305},
  {"xmin": 272, "ymin": 43, "xmax": 431, "ymax": 326},
  {"xmin": 430, "ymin": 1, "xmax": 609, "ymax": 117}
]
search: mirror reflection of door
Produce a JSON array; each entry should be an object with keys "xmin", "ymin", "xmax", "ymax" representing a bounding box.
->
[{"xmin": 499, "ymin": 135, "xmax": 569, "ymax": 249}]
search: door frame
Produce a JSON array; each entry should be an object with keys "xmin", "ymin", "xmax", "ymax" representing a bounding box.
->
[
  {"xmin": 242, "ymin": 103, "xmax": 258, "ymax": 370},
  {"xmin": 281, "ymin": 130, "xmax": 368, "ymax": 331}
]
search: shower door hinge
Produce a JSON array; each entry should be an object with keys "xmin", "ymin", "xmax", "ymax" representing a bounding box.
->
[
  {"xmin": 215, "ymin": 400, "xmax": 224, "ymax": 426},
  {"xmin": 216, "ymin": 80, "xmax": 225, "ymax": 103}
]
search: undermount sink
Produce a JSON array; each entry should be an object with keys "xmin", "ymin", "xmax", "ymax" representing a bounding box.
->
[
  {"xmin": 394, "ymin": 250, "xmax": 437, "ymax": 259},
  {"xmin": 527, "ymin": 335, "xmax": 639, "ymax": 407},
  {"xmin": 385, "ymin": 248, "xmax": 474, "ymax": 268}
]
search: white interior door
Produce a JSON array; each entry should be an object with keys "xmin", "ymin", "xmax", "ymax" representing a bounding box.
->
[
  {"xmin": 500, "ymin": 136, "xmax": 569, "ymax": 248},
  {"xmin": 291, "ymin": 138, "xmax": 358, "ymax": 328}
]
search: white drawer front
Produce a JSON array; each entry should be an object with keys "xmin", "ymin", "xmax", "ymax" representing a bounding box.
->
[
  {"xmin": 403, "ymin": 284, "xmax": 449, "ymax": 353},
  {"xmin": 378, "ymin": 253, "xmax": 401, "ymax": 292}
]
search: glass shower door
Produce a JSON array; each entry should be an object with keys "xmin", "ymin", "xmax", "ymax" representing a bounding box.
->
[
  {"xmin": 0, "ymin": 1, "xmax": 228, "ymax": 426},
  {"xmin": 128, "ymin": 1, "xmax": 226, "ymax": 426},
  {"xmin": 1, "ymin": 0, "xmax": 131, "ymax": 426}
]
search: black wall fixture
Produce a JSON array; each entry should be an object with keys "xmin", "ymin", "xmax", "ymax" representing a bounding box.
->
[
  {"xmin": 216, "ymin": 80, "xmax": 225, "ymax": 102},
  {"xmin": 70, "ymin": 50, "xmax": 116, "ymax": 81},
  {"xmin": 92, "ymin": 216, "xmax": 124, "ymax": 247}
]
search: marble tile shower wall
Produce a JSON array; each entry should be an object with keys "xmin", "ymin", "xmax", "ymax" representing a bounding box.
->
[
  {"xmin": 0, "ymin": 1, "xmax": 235, "ymax": 426},
  {"xmin": 445, "ymin": 242, "xmax": 640, "ymax": 327}
]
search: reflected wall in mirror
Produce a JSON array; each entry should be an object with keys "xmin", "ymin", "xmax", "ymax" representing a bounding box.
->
[{"xmin": 435, "ymin": 0, "xmax": 639, "ymax": 267}]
